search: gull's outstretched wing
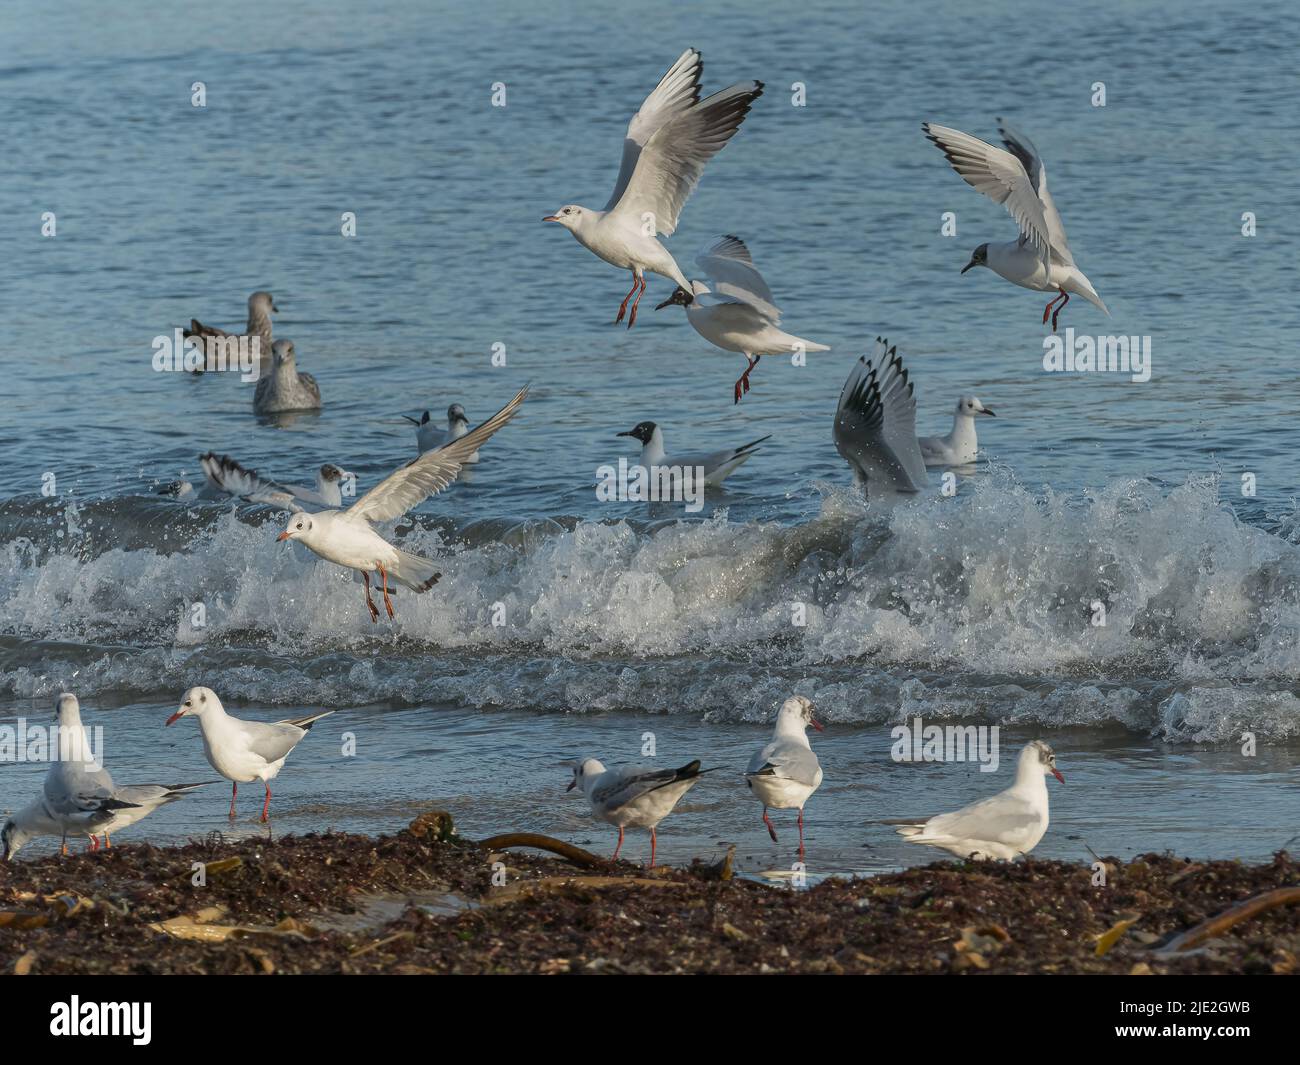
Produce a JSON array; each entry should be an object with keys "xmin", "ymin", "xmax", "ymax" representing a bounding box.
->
[
  {"xmin": 922, "ymin": 122, "xmax": 1052, "ymax": 269},
  {"xmin": 603, "ymin": 49, "xmax": 704, "ymax": 212},
  {"xmin": 609, "ymin": 81, "xmax": 764, "ymax": 236},
  {"xmin": 346, "ymin": 386, "xmax": 528, "ymax": 524},
  {"xmin": 833, "ymin": 338, "xmax": 928, "ymax": 495},
  {"xmin": 695, "ymin": 235, "xmax": 781, "ymax": 322},
  {"xmin": 199, "ymin": 452, "xmax": 304, "ymax": 512},
  {"xmin": 997, "ymin": 116, "xmax": 1073, "ymax": 265}
]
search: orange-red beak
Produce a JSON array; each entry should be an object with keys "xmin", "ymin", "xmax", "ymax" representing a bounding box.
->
[
  {"xmin": 165, "ymin": 710, "xmax": 184, "ymax": 727},
  {"xmin": 1052, "ymin": 767, "xmax": 1065, "ymax": 784},
  {"xmin": 277, "ymin": 531, "xmax": 290, "ymax": 542},
  {"xmin": 811, "ymin": 715, "xmax": 824, "ymax": 732},
  {"xmin": 542, "ymin": 215, "xmax": 559, "ymax": 223}
]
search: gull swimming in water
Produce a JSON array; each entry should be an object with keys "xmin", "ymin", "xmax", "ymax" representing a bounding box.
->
[
  {"xmin": 616, "ymin": 419, "xmax": 769, "ymax": 487},
  {"xmin": 745, "ymin": 695, "xmax": 824, "ymax": 859},
  {"xmin": 891, "ymin": 740, "xmax": 1064, "ymax": 860},
  {"xmin": 918, "ymin": 395, "xmax": 996, "ymax": 466},
  {"xmin": 277, "ymin": 386, "xmax": 528, "ymax": 621},
  {"xmin": 833, "ymin": 338, "xmax": 929, "ymax": 497},
  {"xmin": 403, "ymin": 403, "xmax": 480, "ymax": 461},
  {"xmin": 183, "ymin": 290, "xmax": 277, "ymax": 375},
  {"xmin": 199, "ymin": 452, "xmax": 355, "ymax": 508},
  {"xmin": 655, "ymin": 235, "xmax": 829, "ymax": 403},
  {"xmin": 922, "ymin": 119, "xmax": 1108, "ymax": 331},
  {"xmin": 566, "ymin": 757, "xmax": 715, "ymax": 867},
  {"xmin": 544, "ymin": 48, "xmax": 763, "ymax": 328},
  {"xmin": 253, "ymin": 339, "xmax": 321, "ymax": 414},
  {"xmin": 167, "ymin": 687, "xmax": 332, "ymax": 823}
]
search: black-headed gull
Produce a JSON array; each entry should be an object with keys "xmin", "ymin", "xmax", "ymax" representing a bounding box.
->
[
  {"xmin": 183, "ymin": 290, "xmax": 276, "ymax": 374},
  {"xmin": 277, "ymin": 385, "xmax": 527, "ymax": 621},
  {"xmin": 544, "ymin": 49, "xmax": 763, "ymax": 328},
  {"xmin": 616, "ymin": 420, "xmax": 770, "ymax": 487},
  {"xmin": 0, "ymin": 693, "xmax": 213, "ymax": 858},
  {"xmin": 253, "ymin": 339, "xmax": 321, "ymax": 414},
  {"xmin": 918, "ymin": 396, "xmax": 996, "ymax": 466},
  {"xmin": 922, "ymin": 119, "xmax": 1109, "ymax": 331},
  {"xmin": 567, "ymin": 757, "xmax": 714, "ymax": 867},
  {"xmin": 655, "ymin": 235, "xmax": 830, "ymax": 403},
  {"xmin": 834, "ymin": 338, "xmax": 929, "ymax": 497},
  {"xmin": 892, "ymin": 740, "xmax": 1065, "ymax": 860},
  {"xmin": 166, "ymin": 687, "xmax": 333, "ymax": 822},
  {"xmin": 745, "ymin": 695, "xmax": 824, "ymax": 859},
  {"xmin": 402, "ymin": 403, "xmax": 480, "ymax": 461},
  {"xmin": 199, "ymin": 452, "xmax": 354, "ymax": 508}
]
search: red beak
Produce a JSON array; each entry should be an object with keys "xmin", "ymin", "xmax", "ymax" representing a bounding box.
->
[
  {"xmin": 277, "ymin": 532, "xmax": 290, "ymax": 542},
  {"xmin": 811, "ymin": 716, "xmax": 824, "ymax": 732},
  {"xmin": 165, "ymin": 710, "xmax": 184, "ymax": 727},
  {"xmin": 1052, "ymin": 768, "xmax": 1065, "ymax": 784}
]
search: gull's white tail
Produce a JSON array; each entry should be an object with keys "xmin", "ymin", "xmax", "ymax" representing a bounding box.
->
[
  {"xmin": 390, "ymin": 548, "xmax": 442, "ymax": 592},
  {"xmin": 1067, "ymin": 270, "xmax": 1109, "ymax": 316}
]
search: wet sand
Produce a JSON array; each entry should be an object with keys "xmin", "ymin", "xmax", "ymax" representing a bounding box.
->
[{"xmin": 2, "ymin": 812, "xmax": 1297, "ymax": 975}]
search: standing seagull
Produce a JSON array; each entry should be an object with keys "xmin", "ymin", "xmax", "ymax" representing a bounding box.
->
[
  {"xmin": 567, "ymin": 757, "xmax": 714, "ymax": 867},
  {"xmin": 891, "ymin": 740, "xmax": 1064, "ymax": 860},
  {"xmin": 199, "ymin": 452, "xmax": 355, "ymax": 508},
  {"xmin": 656, "ymin": 235, "xmax": 829, "ymax": 402},
  {"xmin": 402, "ymin": 404, "xmax": 480, "ymax": 461},
  {"xmin": 745, "ymin": 695, "xmax": 824, "ymax": 859},
  {"xmin": 922, "ymin": 120, "xmax": 1108, "ymax": 330},
  {"xmin": 166, "ymin": 687, "xmax": 333, "ymax": 822},
  {"xmin": 834, "ymin": 338, "xmax": 929, "ymax": 497},
  {"xmin": 183, "ymin": 290, "xmax": 277, "ymax": 374},
  {"xmin": 616, "ymin": 420, "xmax": 770, "ymax": 487},
  {"xmin": 918, "ymin": 396, "xmax": 996, "ymax": 466},
  {"xmin": 277, "ymin": 386, "xmax": 528, "ymax": 621},
  {"xmin": 254, "ymin": 339, "xmax": 321, "ymax": 414},
  {"xmin": 544, "ymin": 49, "xmax": 763, "ymax": 328}
]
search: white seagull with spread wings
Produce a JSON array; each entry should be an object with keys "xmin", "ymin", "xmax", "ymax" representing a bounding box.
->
[{"xmin": 544, "ymin": 49, "xmax": 763, "ymax": 327}]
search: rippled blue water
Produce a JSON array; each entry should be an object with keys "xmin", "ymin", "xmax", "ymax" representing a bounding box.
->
[{"xmin": 1, "ymin": 0, "xmax": 1297, "ymax": 871}]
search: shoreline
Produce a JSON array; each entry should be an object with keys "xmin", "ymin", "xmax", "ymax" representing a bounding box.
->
[{"xmin": 2, "ymin": 812, "xmax": 1297, "ymax": 975}]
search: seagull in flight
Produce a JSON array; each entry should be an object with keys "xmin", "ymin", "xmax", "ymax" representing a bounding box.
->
[
  {"xmin": 922, "ymin": 119, "xmax": 1109, "ymax": 331},
  {"xmin": 616, "ymin": 419, "xmax": 770, "ymax": 487},
  {"xmin": 544, "ymin": 49, "xmax": 763, "ymax": 328},
  {"xmin": 833, "ymin": 338, "xmax": 929, "ymax": 497},
  {"xmin": 277, "ymin": 386, "xmax": 528, "ymax": 622},
  {"xmin": 656, "ymin": 235, "xmax": 829, "ymax": 403}
]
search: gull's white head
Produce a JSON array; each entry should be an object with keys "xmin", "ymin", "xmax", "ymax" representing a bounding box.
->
[
  {"xmin": 542, "ymin": 204, "xmax": 587, "ymax": 232},
  {"xmin": 447, "ymin": 403, "xmax": 470, "ymax": 428},
  {"xmin": 1023, "ymin": 740, "xmax": 1064, "ymax": 783},
  {"xmin": 277, "ymin": 513, "xmax": 316, "ymax": 543},
  {"xmin": 1, "ymin": 817, "xmax": 32, "ymax": 862},
  {"xmin": 957, "ymin": 396, "xmax": 995, "ymax": 419},
  {"xmin": 249, "ymin": 291, "xmax": 278, "ymax": 314},
  {"xmin": 167, "ymin": 686, "xmax": 222, "ymax": 727},
  {"xmin": 779, "ymin": 695, "xmax": 823, "ymax": 732},
  {"xmin": 271, "ymin": 339, "xmax": 296, "ymax": 366},
  {"xmin": 960, "ymin": 243, "xmax": 990, "ymax": 274},
  {"xmin": 52, "ymin": 692, "xmax": 81, "ymax": 725},
  {"xmin": 565, "ymin": 757, "xmax": 606, "ymax": 793}
]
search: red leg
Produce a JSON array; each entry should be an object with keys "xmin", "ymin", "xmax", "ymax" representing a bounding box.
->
[
  {"xmin": 798, "ymin": 807, "xmax": 806, "ymax": 860},
  {"xmin": 1041, "ymin": 290, "xmax": 1066, "ymax": 324},
  {"xmin": 1050, "ymin": 290, "xmax": 1071, "ymax": 331},
  {"xmin": 261, "ymin": 782, "xmax": 271, "ymax": 823},
  {"xmin": 762, "ymin": 807, "xmax": 778, "ymax": 843},
  {"xmin": 378, "ymin": 564, "xmax": 395, "ymax": 619},
  {"xmin": 733, "ymin": 355, "xmax": 761, "ymax": 404},
  {"xmin": 104, "ymin": 833, "xmax": 111, "ymax": 850},
  {"xmin": 612, "ymin": 825, "xmax": 625, "ymax": 861},
  {"xmin": 615, "ymin": 272, "xmax": 639, "ymax": 324},
  {"xmin": 649, "ymin": 827, "xmax": 657, "ymax": 869},
  {"xmin": 626, "ymin": 275, "xmax": 647, "ymax": 328},
  {"xmin": 229, "ymin": 781, "xmax": 238, "ymax": 820},
  {"xmin": 87, "ymin": 836, "xmax": 98, "ymax": 852},
  {"xmin": 362, "ymin": 571, "xmax": 380, "ymax": 623}
]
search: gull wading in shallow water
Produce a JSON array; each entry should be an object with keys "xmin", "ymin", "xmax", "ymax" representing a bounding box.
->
[
  {"xmin": 922, "ymin": 119, "xmax": 1108, "ymax": 331},
  {"xmin": 167, "ymin": 687, "xmax": 333, "ymax": 822},
  {"xmin": 890, "ymin": 740, "xmax": 1064, "ymax": 860},
  {"xmin": 918, "ymin": 395, "xmax": 996, "ymax": 466},
  {"xmin": 277, "ymin": 385, "xmax": 528, "ymax": 622},
  {"xmin": 544, "ymin": 48, "xmax": 763, "ymax": 327},
  {"xmin": 834, "ymin": 338, "xmax": 929, "ymax": 497},
  {"xmin": 745, "ymin": 695, "xmax": 824, "ymax": 859},
  {"xmin": 616, "ymin": 419, "xmax": 770, "ymax": 487},
  {"xmin": 183, "ymin": 290, "xmax": 277, "ymax": 374},
  {"xmin": 254, "ymin": 339, "xmax": 321, "ymax": 414},
  {"xmin": 567, "ymin": 757, "xmax": 717, "ymax": 867},
  {"xmin": 200, "ymin": 452, "xmax": 355, "ymax": 508},
  {"xmin": 403, "ymin": 403, "xmax": 480, "ymax": 461},
  {"xmin": 656, "ymin": 235, "xmax": 830, "ymax": 402}
]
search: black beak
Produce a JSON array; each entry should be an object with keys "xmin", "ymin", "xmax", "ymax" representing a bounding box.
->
[
  {"xmin": 654, "ymin": 297, "xmax": 674, "ymax": 310},
  {"xmin": 401, "ymin": 414, "xmax": 421, "ymax": 425},
  {"xmin": 616, "ymin": 430, "xmax": 635, "ymax": 438},
  {"xmin": 981, "ymin": 408, "xmax": 996, "ymax": 417},
  {"xmin": 271, "ymin": 303, "xmax": 280, "ymax": 312},
  {"xmin": 960, "ymin": 257, "xmax": 979, "ymax": 274}
]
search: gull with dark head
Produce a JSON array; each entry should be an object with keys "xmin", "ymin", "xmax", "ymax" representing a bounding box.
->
[
  {"xmin": 403, "ymin": 403, "xmax": 480, "ymax": 461},
  {"xmin": 656, "ymin": 235, "xmax": 829, "ymax": 403},
  {"xmin": 922, "ymin": 119, "xmax": 1109, "ymax": 331},
  {"xmin": 891, "ymin": 740, "xmax": 1064, "ymax": 861},
  {"xmin": 277, "ymin": 385, "xmax": 528, "ymax": 622},
  {"xmin": 200, "ymin": 452, "xmax": 355, "ymax": 508},
  {"xmin": 544, "ymin": 48, "xmax": 763, "ymax": 328},
  {"xmin": 616, "ymin": 419, "xmax": 770, "ymax": 488}
]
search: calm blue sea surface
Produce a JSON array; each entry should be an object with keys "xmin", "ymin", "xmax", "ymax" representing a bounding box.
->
[{"xmin": 0, "ymin": 0, "xmax": 1297, "ymax": 871}]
